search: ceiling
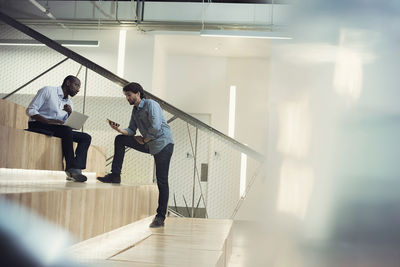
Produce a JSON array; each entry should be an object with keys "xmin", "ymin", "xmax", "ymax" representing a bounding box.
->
[
  {"xmin": 0, "ymin": 0, "xmax": 289, "ymax": 59},
  {"xmin": 0, "ymin": 0, "xmax": 292, "ymax": 32}
]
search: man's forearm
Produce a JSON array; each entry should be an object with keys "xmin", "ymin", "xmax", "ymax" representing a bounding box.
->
[
  {"xmin": 30, "ymin": 115, "xmax": 63, "ymax": 125},
  {"xmin": 117, "ymin": 128, "xmax": 129, "ymax": 135},
  {"xmin": 31, "ymin": 114, "xmax": 49, "ymax": 124}
]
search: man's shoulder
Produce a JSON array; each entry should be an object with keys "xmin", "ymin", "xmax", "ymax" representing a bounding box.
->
[
  {"xmin": 144, "ymin": 99, "xmax": 160, "ymax": 108},
  {"xmin": 38, "ymin": 85, "xmax": 59, "ymax": 94}
]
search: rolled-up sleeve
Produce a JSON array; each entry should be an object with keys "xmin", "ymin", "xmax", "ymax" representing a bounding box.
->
[
  {"xmin": 26, "ymin": 87, "xmax": 48, "ymax": 117},
  {"xmin": 125, "ymin": 127, "xmax": 135, "ymax": 136},
  {"xmin": 146, "ymin": 101, "xmax": 162, "ymax": 139}
]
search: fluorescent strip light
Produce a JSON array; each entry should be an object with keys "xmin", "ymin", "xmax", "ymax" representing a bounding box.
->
[
  {"xmin": 29, "ymin": 0, "xmax": 46, "ymax": 13},
  {"xmin": 117, "ymin": 30, "xmax": 127, "ymax": 77},
  {"xmin": 200, "ymin": 30, "xmax": 292, "ymax": 39},
  {"xmin": 29, "ymin": 0, "xmax": 56, "ymax": 19},
  {"xmin": 0, "ymin": 39, "xmax": 99, "ymax": 47},
  {"xmin": 228, "ymin": 85, "xmax": 236, "ymax": 138}
]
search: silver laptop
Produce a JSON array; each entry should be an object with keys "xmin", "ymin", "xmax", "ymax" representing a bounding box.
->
[{"xmin": 64, "ymin": 111, "xmax": 88, "ymax": 130}]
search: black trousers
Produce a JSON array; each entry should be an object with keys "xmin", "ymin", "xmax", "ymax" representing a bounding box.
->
[
  {"xmin": 28, "ymin": 121, "xmax": 91, "ymax": 170},
  {"xmin": 112, "ymin": 135, "xmax": 174, "ymax": 221}
]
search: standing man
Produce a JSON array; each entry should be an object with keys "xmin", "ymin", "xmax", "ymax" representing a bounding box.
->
[
  {"xmin": 97, "ymin": 82, "xmax": 174, "ymax": 228},
  {"xmin": 26, "ymin": 75, "xmax": 91, "ymax": 182}
]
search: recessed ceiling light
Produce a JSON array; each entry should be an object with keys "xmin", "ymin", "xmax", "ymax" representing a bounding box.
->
[{"xmin": 200, "ymin": 30, "xmax": 292, "ymax": 40}]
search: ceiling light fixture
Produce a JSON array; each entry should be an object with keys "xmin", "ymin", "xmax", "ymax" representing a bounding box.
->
[
  {"xmin": 29, "ymin": 0, "xmax": 67, "ymax": 29},
  {"xmin": 200, "ymin": 30, "xmax": 292, "ymax": 40},
  {"xmin": 0, "ymin": 39, "xmax": 99, "ymax": 47}
]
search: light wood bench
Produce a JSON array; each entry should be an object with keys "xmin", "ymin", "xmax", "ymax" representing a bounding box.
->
[
  {"xmin": 2, "ymin": 181, "xmax": 158, "ymax": 242},
  {"xmin": 0, "ymin": 99, "xmax": 105, "ymax": 176}
]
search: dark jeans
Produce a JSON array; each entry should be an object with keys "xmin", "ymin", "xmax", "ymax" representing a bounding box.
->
[
  {"xmin": 112, "ymin": 135, "xmax": 174, "ymax": 221},
  {"xmin": 28, "ymin": 121, "xmax": 91, "ymax": 170}
]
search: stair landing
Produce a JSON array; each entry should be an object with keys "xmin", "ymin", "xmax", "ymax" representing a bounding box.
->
[{"xmin": 68, "ymin": 217, "xmax": 233, "ymax": 267}]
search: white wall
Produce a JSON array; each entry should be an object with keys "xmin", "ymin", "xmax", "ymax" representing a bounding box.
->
[
  {"xmin": 157, "ymin": 53, "xmax": 229, "ymax": 133},
  {"xmin": 226, "ymin": 57, "xmax": 269, "ymax": 149},
  {"xmin": 224, "ymin": 58, "xmax": 269, "ymax": 220},
  {"xmin": 151, "ymin": 42, "xmax": 270, "ymax": 147},
  {"xmin": 152, "ymin": 36, "xmax": 168, "ymax": 98},
  {"xmin": 124, "ymin": 31, "xmax": 155, "ymax": 91}
]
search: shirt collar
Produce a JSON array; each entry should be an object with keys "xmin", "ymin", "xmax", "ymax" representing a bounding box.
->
[
  {"xmin": 57, "ymin": 86, "xmax": 67, "ymax": 99},
  {"xmin": 135, "ymin": 98, "xmax": 145, "ymax": 110}
]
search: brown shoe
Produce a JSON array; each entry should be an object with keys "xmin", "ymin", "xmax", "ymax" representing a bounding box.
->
[{"xmin": 149, "ymin": 217, "xmax": 164, "ymax": 228}]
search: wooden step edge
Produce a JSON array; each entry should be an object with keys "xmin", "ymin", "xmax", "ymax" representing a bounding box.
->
[{"xmin": 67, "ymin": 216, "xmax": 155, "ymax": 261}]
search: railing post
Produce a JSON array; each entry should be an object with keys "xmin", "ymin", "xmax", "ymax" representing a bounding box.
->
[
  {"xmin": 82, "ymin": 67, "xmax": 88, "ymax": 132},
  {"xmin": 191, "ymin": 127, "xmax": 198, "ymax": 218}
]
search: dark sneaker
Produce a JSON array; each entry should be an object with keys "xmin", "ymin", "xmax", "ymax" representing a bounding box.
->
[
  {"xmin": 97, "ymin": 173, "xmax": 121, "ymax": 184},
  {"xmin": 149, "ymin": 217, "xmax": 165, "ymax": 228},
  {"xmin": 66, "ymin": 168, "xmax": 81, "ymax": 176},
  {"xmin": 65, "ymin": 169, "xmax": 87, "ymax": 182}
]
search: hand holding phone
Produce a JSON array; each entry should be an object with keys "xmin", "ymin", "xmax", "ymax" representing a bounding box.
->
[{"xmin": 107, "ymin": 119, "xmax": 120, "ymax": 128}]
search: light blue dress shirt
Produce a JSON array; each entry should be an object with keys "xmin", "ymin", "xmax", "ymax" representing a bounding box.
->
[
  {"xmin": 26, "ymin": 86, "xmax": 73, "ymax": 122},
  {"xmin": 125, "ymin": 98, "xmax": 174, "ymax": 155}
]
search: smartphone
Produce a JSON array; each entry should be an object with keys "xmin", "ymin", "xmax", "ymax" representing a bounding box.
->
[{"xmin": 106, "ymin": 118, "xmax": 120, "ymax": 127}]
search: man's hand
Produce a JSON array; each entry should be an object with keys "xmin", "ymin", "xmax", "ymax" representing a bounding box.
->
[
  {"xmin": 106, "ymin": 119, "xmax": 129, "ymax": 135},
  {"xmin": 135, "ymin": 136, "xmax": 145, "ymax": 145},
  {"xmin": 135, "ymin": 136, "xmax": 152, "ymax": 144},
  {"xmin": 109, "ymin": 123, "xmax": 120, "ymax": 131},
  {"xmin": 63, "ymin": 104, "xmax": 72, "ymax": 116},
  {"xmin": 107, "ymin": 119, "xmax": 120, "ymax": 131}
]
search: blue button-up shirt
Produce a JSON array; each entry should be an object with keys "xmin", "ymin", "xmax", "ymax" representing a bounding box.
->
[
  {"xmin": 125, "ymin": 98, "xmax": 174, "ymax": 155},
  {"xmin": 26, "ymin": 86, "xmax": 72, "ymax": 122}
]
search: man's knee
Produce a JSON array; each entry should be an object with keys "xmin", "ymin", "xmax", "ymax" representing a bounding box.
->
[
  {"xmin": 114, "ymin": 134, "xmax": 126, "ymax": 145},
  {"xmin": 60, "ymin": 126, "xmax": 73, "ymax": 138},
  {"xmin": 82, "ymin": 132, "xmax": 92, "ymax": 144}
]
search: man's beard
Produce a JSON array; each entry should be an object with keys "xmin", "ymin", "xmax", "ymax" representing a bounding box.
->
[{"xmin": 128, "ymin": 97, "xmax": 136, "ymax": 105}]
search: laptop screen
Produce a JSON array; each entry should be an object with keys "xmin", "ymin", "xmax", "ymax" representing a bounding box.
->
[{"xmin": 64, "ymin": 111, "xmax": 88, "ymax": 130}]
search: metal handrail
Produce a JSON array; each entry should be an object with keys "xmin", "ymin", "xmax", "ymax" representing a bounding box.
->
[{"xmin": 0, "ymin": 11, "xmax": 265, "ymax": 162}]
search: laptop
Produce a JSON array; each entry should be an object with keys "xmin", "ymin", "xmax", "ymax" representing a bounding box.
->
[{"xmin": 64, "ymin": 111, "xmax": 88, "ymax": 130}]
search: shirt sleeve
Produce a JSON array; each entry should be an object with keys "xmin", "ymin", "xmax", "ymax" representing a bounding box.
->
[
  {"xmin": 125, "ymin": 110, "xmax": 137, "ymax": 136},
  {"xmin": 146, "ymin": 101, "xmax": 162, "ymax": 139},
  {"xmin": 26, "ymin": 87, "xmax": 49, "ymax": 117}
]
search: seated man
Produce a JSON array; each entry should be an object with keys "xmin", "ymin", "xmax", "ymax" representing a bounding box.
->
[{"xmin": 26, "ymin": 75, "xmax": 91, "ymax": 182}]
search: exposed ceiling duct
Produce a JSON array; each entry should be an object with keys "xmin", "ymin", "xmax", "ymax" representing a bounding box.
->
[{"xmin": 0, "ymin": 0, "xmax": 292, "ymax": 33}]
